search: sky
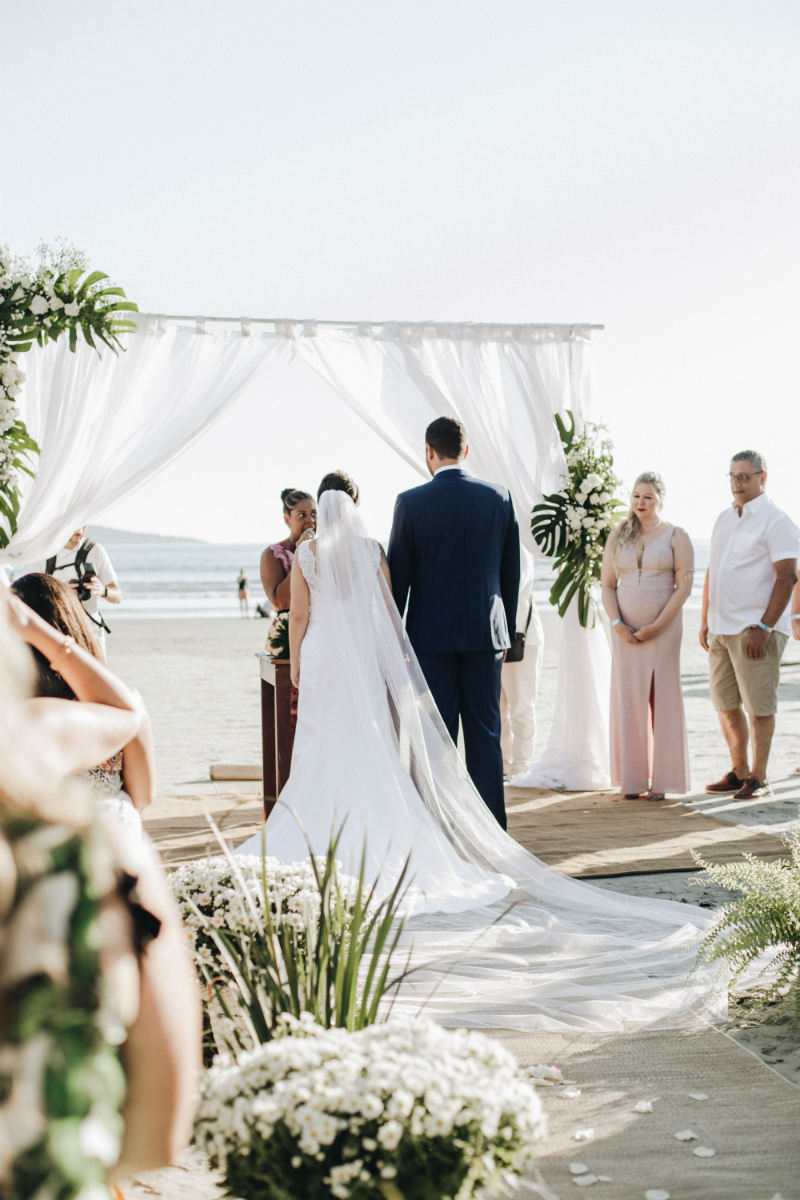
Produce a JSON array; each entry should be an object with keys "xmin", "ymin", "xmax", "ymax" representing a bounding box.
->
[{"xmin": 4, "ymin": 0, "xmax": 799, "ymax": 543}]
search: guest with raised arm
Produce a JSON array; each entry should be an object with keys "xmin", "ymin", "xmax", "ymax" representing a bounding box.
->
[
  {"xmin": 259, "ymin": 488, "xmax": 317, "ymax": 612},
  {"xmin": 10, "ymin": 572, "xmax": 155, "ymax": 836},
  {"xmin": 1, "ymin": 590, "xmax": 200, "ymax": 1194},
  {"xmin": 601, "ymin": 471, "xmax": 694, "ymax": 801},
  {"xmin": 701, "ymin": 451, "xmax": 798, "ymax": 799}
]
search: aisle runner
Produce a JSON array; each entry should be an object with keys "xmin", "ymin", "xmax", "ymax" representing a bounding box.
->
[
  {"xmin": 505, "ymin": 786, "xmax": 788, "ymax": 877},
  {"xmin": 498, "ymin": 1026, "xmax": 800, "ymax": 1200}
]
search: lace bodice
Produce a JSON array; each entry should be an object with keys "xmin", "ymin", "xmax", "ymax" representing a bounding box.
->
[
  {"xmin": 614, "ymin": 525, "xmax": 678, "ymax": 590},
  {"xmin": 77, "ymin": 751, "xmax": 124, "ymax": 797},
  {"xmin": 296, "ymin": 536, "xmax": 381, "ymax": 596}
]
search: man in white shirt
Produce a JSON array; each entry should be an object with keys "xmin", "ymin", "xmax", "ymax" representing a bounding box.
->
[
  {"xmin": 40, "ymin": 526, "xmax": 122, "ymax": 645},
  {"xmin": 700, "ymin": 451, "xmax": 798, "ymax": 799}
]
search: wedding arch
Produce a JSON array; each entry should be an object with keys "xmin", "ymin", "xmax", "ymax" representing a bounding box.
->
[{"xmin": 2, "ymin": 312, "xmax": 610, "ymax": 788}]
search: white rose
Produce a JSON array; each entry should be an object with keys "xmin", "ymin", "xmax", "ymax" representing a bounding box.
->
[
  {"xmin": 64, "ymin": 300, "xmax": 80, "ymax": 317},
  {"xmin": 29, "ymin": 293, "xmax": 49, "ymax": 315},
  {"xmin": 49, "ymin": 297, "xmax": 64, "ymax": 311}
]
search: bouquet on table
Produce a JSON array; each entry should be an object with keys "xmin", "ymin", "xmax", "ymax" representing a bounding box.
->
[
  {"xmin": 194, "ymin": 1013, "xmax": 546, "ymax": 1200},
  {"xmin": 267, "ymin": 610, "xmax": 290, "ymax": 659}
]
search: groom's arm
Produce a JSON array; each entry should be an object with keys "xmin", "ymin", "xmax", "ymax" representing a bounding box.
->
[
  {"xmin": 499, "ymin": 498, "xmax": 521, "ymax": 639},
  {"xmin": 387, "ymin": 495, "xmax": 414, "ymax": 618}
]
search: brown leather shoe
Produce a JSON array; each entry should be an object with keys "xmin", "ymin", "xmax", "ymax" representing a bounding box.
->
[
  {"xmin": 732, "ymin": 776, "xmax": 768, "ymax": 800},
  {"xmin": 705, "ymin": 771, "xmax": 744, "ymax": 793}
]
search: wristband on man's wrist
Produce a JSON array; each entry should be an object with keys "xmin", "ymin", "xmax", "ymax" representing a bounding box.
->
[
  {"xmin": 754, "ymin": 620, "xmax": 773, "ymax": 633},
  {"xmin": 791, "ymin": 613, "xmax": 800, "ymax": 621},
  {"xmin": 103, "ymin": 585, "xmax": 109, "ymax": 598}
]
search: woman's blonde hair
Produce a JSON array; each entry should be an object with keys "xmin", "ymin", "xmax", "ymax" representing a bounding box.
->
[{"xmin": 614, "ymin": 471, "xmax": 665, "ymax": 545}]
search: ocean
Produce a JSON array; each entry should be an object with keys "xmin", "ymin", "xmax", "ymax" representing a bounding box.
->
[{"xmin": 17, "ymin": 534, "xmax": 710, "ymax": 621}]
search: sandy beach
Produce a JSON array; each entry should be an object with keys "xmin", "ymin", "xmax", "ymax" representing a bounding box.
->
[{"xmin": 108, "ymin": 607, "xmax": 800, "ymax": 1198}]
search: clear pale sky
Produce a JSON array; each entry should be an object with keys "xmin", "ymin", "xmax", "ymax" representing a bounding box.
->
[{"xmin": 4, "ymin": 0, "xmax": 798, "ymax": 543}]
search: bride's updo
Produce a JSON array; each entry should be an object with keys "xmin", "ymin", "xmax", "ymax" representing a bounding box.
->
[
  {"xmin": 614, "ymin": 471, "xmax": 665, "ymax": 545},
  {"xmin": 317, "ymin": 470, "xmax": 359, "ymax": 505}
]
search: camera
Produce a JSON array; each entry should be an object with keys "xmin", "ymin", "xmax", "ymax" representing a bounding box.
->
[{"xmin": 72, "ymin": 563, "xmax": 97, "ymax": 603}]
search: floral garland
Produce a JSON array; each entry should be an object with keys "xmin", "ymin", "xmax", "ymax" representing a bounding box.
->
[
  {"xmin": 0, "ymin": 239, "xmax": 137, "ymax": 547},
  {"xmin": 0, "ymin": 811, "xmax": 129, "ymax": 1200},
  {"xmin": 531, "ymin": 410, "xmax": 623, "ymax": 627},
  {"xmin": 194, "ymin": 1013, "xmax": 546, "ymax": 1200}
]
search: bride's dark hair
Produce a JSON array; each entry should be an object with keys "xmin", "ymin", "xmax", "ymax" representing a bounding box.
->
[{"xmin": 317, "ymin": 470, "xmax": 359, "ymax": 505}]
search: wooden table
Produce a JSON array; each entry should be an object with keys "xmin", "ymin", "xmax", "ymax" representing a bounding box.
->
[{"xmin": 258, "ymin": 653, "xmax": 297, "ymax": 816}]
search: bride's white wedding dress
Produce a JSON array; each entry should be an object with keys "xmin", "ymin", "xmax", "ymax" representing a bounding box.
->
[{"xmin": 238, "ymin": 491, "xmax": 727, "ymax": 1032}]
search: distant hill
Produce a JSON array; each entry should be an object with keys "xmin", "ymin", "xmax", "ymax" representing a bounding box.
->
[{"xmin": 90, "ymin": 524, "xmax": 206, "ymax": 546}]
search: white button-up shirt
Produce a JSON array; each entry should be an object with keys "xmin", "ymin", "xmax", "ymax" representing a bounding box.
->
[{"xmin": 708, "ymin": 493, "xmax": 799, "ymax": 636}]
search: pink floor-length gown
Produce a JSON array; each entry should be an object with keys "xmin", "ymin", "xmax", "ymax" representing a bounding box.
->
[{"xmin": 609, "ymin": 525, "xmax": 690, "ymax": 795}]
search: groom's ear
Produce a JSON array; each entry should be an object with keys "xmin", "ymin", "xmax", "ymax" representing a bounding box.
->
[{"xmin": 462, "ymin": 443, "xmax": 469, "ymax": 461}]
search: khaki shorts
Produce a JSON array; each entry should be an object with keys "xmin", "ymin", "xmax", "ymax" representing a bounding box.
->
[{"xmin": 709, "ymin": 630, "xmax": 788, "ymax": 716}]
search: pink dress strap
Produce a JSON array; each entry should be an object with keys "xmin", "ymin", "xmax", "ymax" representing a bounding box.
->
[{"xmin": 269, "ymin": 542, "xmax": 294, "ymax": 573}]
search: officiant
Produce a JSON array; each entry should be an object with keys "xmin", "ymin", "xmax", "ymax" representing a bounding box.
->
[{"xmin": 259, "ymin": 487, "xmax": 316, "ymax": 611}]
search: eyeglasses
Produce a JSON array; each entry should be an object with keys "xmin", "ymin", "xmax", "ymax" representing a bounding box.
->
[{"xmin": 728, "ymin": 472, "xmax": 760, "ymax": 483}]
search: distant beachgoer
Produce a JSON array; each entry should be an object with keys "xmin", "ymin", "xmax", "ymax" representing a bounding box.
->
[
  {"xmin": 10, "ymin": 573, "xmax": 155, "ymax": 836},
  {"xmin": 38, "ymin": 525, "xmax": 122, "ymax": 647},
  {"xmin": 601, "ymin": 471, "xmax": 694, "ymax": 801},
  {"xmin": 260, "ymin": 488, "xmax": 317, "ymax": 612},
  {"xmin": 701, "ymin": 451, "xmax": 797, "ymax": 800},
  {"xmin": 237, "ymin": 568, "xmax": 249, "ymax": 616}
]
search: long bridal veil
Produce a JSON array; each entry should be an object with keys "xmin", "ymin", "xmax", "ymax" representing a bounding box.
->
[{"xmin": 292, "ymin": 491, "xmax": 728, "ymax": 1031}]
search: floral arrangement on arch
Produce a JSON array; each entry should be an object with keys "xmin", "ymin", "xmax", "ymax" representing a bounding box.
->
[
  {"xmin": 194, "ymin": 1012, "xmax": 547, "ymax": 1200},
  {"xmin": 0, "ymin": 239, "xmax": 137, "ymax": 547},
  {"xmin": 531, "ymin": 410, "xmax": 623, "ymax": 627}
]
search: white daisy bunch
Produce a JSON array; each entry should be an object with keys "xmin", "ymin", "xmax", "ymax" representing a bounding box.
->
[
  {"xmin": 195, "ymin": 1014, "xmax": 546, "ymax": 1200},
  {"xmin": 168, "ymin": 854, "xmax": 361, "ymax": 971}
]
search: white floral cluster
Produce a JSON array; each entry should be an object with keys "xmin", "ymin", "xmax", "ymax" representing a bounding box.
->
[
  {"xmin": 195, "ymin": 1014, "xmax": 546, "ymax": 1200},
  {"xmin": 168, "ymin": 854, "xmax": 360, "ymax": 972},
  {"xmin": 560, "ymin": 430, "xmax": 621, "ymax": 560},
  {"xmin": 0, "ymin": 241, "xmax": 92, "ymax": 516}
]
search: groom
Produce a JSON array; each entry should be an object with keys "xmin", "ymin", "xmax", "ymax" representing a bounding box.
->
[{"xmin": 387, "ymin": 417, "xmax": 520, "ymax": 828}]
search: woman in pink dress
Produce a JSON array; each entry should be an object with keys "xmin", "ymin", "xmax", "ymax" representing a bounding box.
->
[
  {"xmin": 259, "ymin": 487, "xmax": 317, "ymax": 612},
  {"xmin": 601, "ymin": 472, "xmax": 694, "ymax": 800}
]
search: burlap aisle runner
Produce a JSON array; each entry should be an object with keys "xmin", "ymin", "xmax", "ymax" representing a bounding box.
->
[{"xmin": 505, "ymin": 786, "xmax": 789, "ymax": 878}]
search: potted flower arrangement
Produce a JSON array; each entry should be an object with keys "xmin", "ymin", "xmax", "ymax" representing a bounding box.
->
[{"xmin": 194, "ymin": 1013, "xmax": 546, "ymax": 1200}]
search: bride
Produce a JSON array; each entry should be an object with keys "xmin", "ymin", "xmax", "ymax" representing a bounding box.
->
[{"xmin": 238, "ymin": 471, "xmax": 727, "ymax": 1032}]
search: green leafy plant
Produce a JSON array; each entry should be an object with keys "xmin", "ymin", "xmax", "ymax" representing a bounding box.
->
[
  {"xmin": 0, "ymin": 239, "xmax": 137, "ymax": 547},
  {"xmin": 692, "ymin": 829, "xmax": 800, "ymax": 1022},
  {"xmin": 530, "ymin": 410, "xmax": 623, "ymax": 626},
  {"xmin": 171, "ymin": 826, "xmax": 415, "ymax": 1058}
]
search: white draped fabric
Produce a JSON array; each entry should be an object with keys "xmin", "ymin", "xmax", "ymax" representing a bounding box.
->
[
  {"xmin": 5, "ymin": 313, "xmax": 610, "ymax": 787},
  {"xmin": 3, "ymin": 314, "xmax": 289, "ymax": 565}
]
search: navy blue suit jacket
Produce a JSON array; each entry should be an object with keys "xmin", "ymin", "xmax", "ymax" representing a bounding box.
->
[{"xmin": 387, "ymin": 468, "xmax": 521, "ymax": 654}]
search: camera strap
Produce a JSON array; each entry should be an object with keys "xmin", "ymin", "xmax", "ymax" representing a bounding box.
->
[{"xmin": 45, "ymin": 539, "xmax": 95, "ymax": 577}]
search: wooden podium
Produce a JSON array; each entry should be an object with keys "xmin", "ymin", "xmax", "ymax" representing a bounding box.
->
[{"xmin": 258, "ymin": 653, "xmax": 297, "ymax": 817}]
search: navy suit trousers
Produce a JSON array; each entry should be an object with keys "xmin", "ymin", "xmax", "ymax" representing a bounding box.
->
[{"xmin": 416, "ymin": 649, "xmax": 507, "ymax": 830}]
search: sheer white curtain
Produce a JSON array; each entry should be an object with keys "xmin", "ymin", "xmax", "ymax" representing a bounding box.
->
[
  {"xmin": 297, "ymin": 321, "xmax": 610, "ymax": 789},
  {"xmin": 4, "ymin": 313, "xmax": 609, "ymax": 789},
  {"xmin": 2, "ymin": 314, "xmax": 289, "ymax": 565}
]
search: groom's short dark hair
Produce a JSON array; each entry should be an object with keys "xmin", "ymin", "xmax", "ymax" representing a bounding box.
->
[{"xmin": 425, "ymin": 417, "xmax": 465, "ymax": 460}]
